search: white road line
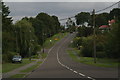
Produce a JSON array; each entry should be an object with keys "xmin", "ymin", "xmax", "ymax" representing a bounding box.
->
[
  {"xmin": 87, "ymin": 76, "xmax": 95, "ymax": 80},
  {"xmin": 66, "ymin": 67, "xmax": 70, "ymax": 69},
  {"xmin": 79, "ymin": 73, "xmax": 85, "ymax": 76},
  {"xmin": 73, "ymin": 71, "xmax": 78, "ymax": 73},
  {"xmin": 40, "ymin": 46, "xmax": 54, "ymax": 66},
  {"xmin": 56, "ymin": 33, "xmax": 96, "ymax": 80},
  {"xmin": 70, "ymin": 68, "xmax": 73, "ymax": 71}
]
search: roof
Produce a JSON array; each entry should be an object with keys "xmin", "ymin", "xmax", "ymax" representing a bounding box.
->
[
  {"xmin": 108, "ymin": 19, "xmax": 115, "ymax": 24},
  {"xmin": 99, "ymin": 25, "xmax": 109, "ymax": 29}
]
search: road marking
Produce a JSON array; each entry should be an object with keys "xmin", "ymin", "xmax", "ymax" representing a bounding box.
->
[
  {"xmin": 79, "ymin": 73, "xmax": 85, "ymax": 76},
  {"xmin": 87, "ymin": 76, "xmax": 95, "ymax": 80},
  {"xmin": 40, "ymin": 46, "xmax": 54, "ymax": 66},
  {"xmin": 56, "ymin": 33, "xmax": 96, "ymax": 80},
  {"xmin": 70, "ymin": 69, "xmax": 73, "ymax": 71},
  {"xmin": 73, "ymin": 71, "xmax": 78, "ymax": 73}
]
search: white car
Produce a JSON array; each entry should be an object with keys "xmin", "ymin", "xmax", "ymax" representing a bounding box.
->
[{"xmin": 12, "ymin": 55, "xmax": 22, "ymax": 63}]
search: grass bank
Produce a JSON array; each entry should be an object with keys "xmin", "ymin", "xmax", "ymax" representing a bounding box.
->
[
  {"xmin": 44, "ymin": 33, "xmax": 68, "ymax": 48},
  {"xmin": 20, "ymin": 61, "xmax": 42, "ymax": 73},
  {"xmin": 9, "ymin": 74, "xmax": 25, "ymax": 78},
  {"xmin": 2, "ymin": 59, "xmax": 34, "ymax": 73},
  {"xmin": 67, "ymin": 48, "xmax": 118, "ymax": 68}
]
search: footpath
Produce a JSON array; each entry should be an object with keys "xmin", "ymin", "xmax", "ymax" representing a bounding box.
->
[{"xmin": 2, "ymin": 49, "xmax": 49, "ymax": 78}]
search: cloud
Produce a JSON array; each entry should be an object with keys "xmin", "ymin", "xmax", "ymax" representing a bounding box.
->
[{"xmin": 5, "ymin": 2, "xmax": 118, "ymax": 24}]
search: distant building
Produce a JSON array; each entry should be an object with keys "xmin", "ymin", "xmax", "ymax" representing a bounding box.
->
[
  {"xmin": 99, "ymin": 19, "xmax": 115, "ymax": 33},
  {"xmin": 108, "ymin": 19, "xmax": 115, "ymax": 26}
]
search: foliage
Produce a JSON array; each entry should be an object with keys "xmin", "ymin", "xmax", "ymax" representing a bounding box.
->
[
  {"xmin": 80, "ymin": 36, "xmax": 93, "ymax": 57},
  {"xmin": 95, "ymin": 13, "xmax": 109, "ymax": 27},
  {"xmin": 14, "ymin": 19, "xmax": 38, "ymax": 57},
  {"xmin": 109, "ymin": 8, "xmax": 120, "ymax": 21},
  {"xmin": 2, "ymin": 51, "xmax": 16, "ymax": 63},
  {"xmin": 2, "ymin": 2, "xmax": 15, "ymax": 54},
  {"xmin": 2, "ymin": 3, "xmax": 62, "ymax": 62},
  {"xmin": 77, "ymin": 26, "xmax": 93, "ymax": 37},
  {"xmin": 104, "ymin": 22, "xmax": 120, "ymax": 58},
  {"xmin": 75, "ymin": 12, "xmax": 91, "ymax": 25},
  {"xmin": 66, "ymin": 18, "xmax": 76, "ymax": 32}
]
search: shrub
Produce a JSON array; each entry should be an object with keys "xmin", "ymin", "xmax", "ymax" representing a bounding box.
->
[
  {"xmin": 96, "ymin": 51, "xmax": 106, "ymax": 58},
  {"xmin": 80, "ymin": 36, "xmax": 93, "ymax": 57},
  {"xmin": 2, "ymin": 52, "xmax": 17, "ymax": 63},
  {"xmin": 104, "ymin": 22, "xmax": 120, "ymax": 58},
  {"xmin": 33, "ymin": 45, "xmax": 41, "ymax": 55}
]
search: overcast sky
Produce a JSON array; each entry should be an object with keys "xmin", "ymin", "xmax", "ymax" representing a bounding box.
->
[{"xmin": 5, "ymin": 2, "xmax": 118, "ymax": 24}]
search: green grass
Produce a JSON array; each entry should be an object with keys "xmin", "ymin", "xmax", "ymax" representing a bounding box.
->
[
  {"xmin": 67, "ymin": 49, "xmax": 118, "ymax": 68},
  {"xmin": 44, "ymin": 33, "xmax": 68, "ymax": 48},
  {"xmin": 9, "ymin": 74, "xmax": 25, "ymax": 78},
  {"xmin": 40, "ymin": 53, "xmax": 47, "ymax": 59},
  {"xmin": 0, "ymin": 64, "xmax": 1, "ymax": 72},
  {"xmin": 20, "ymin": 61, "xmax": 42, "ymax": 73},
  {"xmin": 31, "ymin": 54, "xmax": 40, "ymax": 59},
  {"xmin": 2, "ymin": 59, "xmax": 33, "ymax": 73}
]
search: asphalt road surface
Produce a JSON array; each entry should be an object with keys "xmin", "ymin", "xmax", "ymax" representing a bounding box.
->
[{"xmin": 27, "ymin": 33, "xmax": 118, "ymax": 79}]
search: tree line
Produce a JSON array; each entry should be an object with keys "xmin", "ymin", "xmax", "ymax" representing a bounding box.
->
[
  {"xmin": 72, "ymin": 8, "xmax": 120, "ymax": 59},
  {"xmin": 2, "ymin": 2, "xmax": 63, "ymax": 62}
]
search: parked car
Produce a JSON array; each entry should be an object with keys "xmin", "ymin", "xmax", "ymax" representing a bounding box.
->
[{"xmin": 12, "ymin": 55, "xmax": 22, "ymax": 63}]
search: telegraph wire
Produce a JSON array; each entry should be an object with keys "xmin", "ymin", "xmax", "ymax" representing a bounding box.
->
[{"xmin": 59, "ymin": 1, "xmax": 119, "ymax": 21}]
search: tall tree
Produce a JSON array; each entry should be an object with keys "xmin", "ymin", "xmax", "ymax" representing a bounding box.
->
[
  {"xmin": 14, "ymin": 19, "xmax": 37, "ymax": 57},
  {"xmin": 109, "ymin": 8, "xmax": 120, "ymax": 21},
  {"xmin": 2, "ymin": 2, "xmax": 15, "ymax": 54},
  {"xmin": 52, "ymin": 15, "xmax": 60, "ymax": 33},
  {"xmin": 75, "ymin": 12, "xmax": 90, "ymax": 25},
  {"xmin": 95, "ymin": 13, "xmax": 109, "ymax": 27}
]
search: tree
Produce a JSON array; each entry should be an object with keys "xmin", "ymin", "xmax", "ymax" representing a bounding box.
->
[
  {"xmin": 109, "ymin": 8, "xmax": 120, "ymax": 21},
  {"xmin": 105, "ymin": 21, "xmax": 120, "ymax": 58},
  {"xmin": 52, "ymin": 15, "xmax": 60, "ymax": 33},
  {"xmin": 2, "ymin": 2, "xmax": 15, "ymax": 54},
  {"xmin": 2, "ymin": 2, "xmax": 13, "ymax": 32},
  {"xmin": 66, "ymin": 18, "xmax": 76, "ymax": 32},
  {"xmin": 95, "ymin": 13, "xmax": 109, "ymax": 27},
  {"xmin": 75, "ymin": 12, "xmax": 90, "ymax": 25},
  {"xmin": 14, "ymin": 19, "xmax": 37, "ymax": 57}
]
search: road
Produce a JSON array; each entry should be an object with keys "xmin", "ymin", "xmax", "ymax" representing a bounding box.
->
[{"xmin": 27, "ymin": 33, "xmax": 118, "ymax": 79}]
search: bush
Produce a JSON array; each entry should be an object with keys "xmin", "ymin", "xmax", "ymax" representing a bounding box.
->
[
  {"xmin": 104, "ymin": 22, "xmax": 120, "ymax": 58},
  {"xmin": 80, "ymin": 36, "xmax": 93, "ymax": 57},
  {"xmin": 33, "ymin": 45, "xmax": 41, "ymax": 55},
  {"xmin": 2, "ymin": 52, "xmax": 17, "ymax": 63},
  {"xmin": 96, "ymin": 51, "xmax": 106, "ymax": 58},
  {"xmin": 72, "ymin": 37, "xmax": 82, "ymax": 48}
]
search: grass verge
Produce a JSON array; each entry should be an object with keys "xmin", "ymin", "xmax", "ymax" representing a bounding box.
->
[
  {"xmin": 2, "ymin": 59, "xmax": 33, "ymax": 73},
  {"xmin": 20, "ymin": 61, "xmax": 42, "ymax": 73},
  {"xmin": 9, "ymin": 74, "xmax": 25, "ymax": 78},
  {"xmin": 67, "ymin": 49, "xmax": 118, "ymax": 68},
  {"xmin": 44, "ymin": 33, "xmax": 68, "ymax": 48},
  {"xmin": 40, "ymin": 53, "xmax": 47, "ymax": 59}
]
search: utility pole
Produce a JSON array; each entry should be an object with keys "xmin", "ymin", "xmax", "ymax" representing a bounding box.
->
[
  {"xmin": 29, "ymin": 30, "xmax": 31, "ymax": 61},
  {"xmin": 42, "ymin": 29, "xmax": 45, "ymax": 53},
  {"xmin": 118, "ymin": 1, "xmax": 120, "ymax": 8},
  {"xmin": 93, "ymin": 9, "xmax": 96, "ymax": 63}
]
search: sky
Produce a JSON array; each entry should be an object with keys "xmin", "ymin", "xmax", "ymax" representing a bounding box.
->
[{"xmin": 4, "ymin": 2, "xmax": 118, "ymax": 25}]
